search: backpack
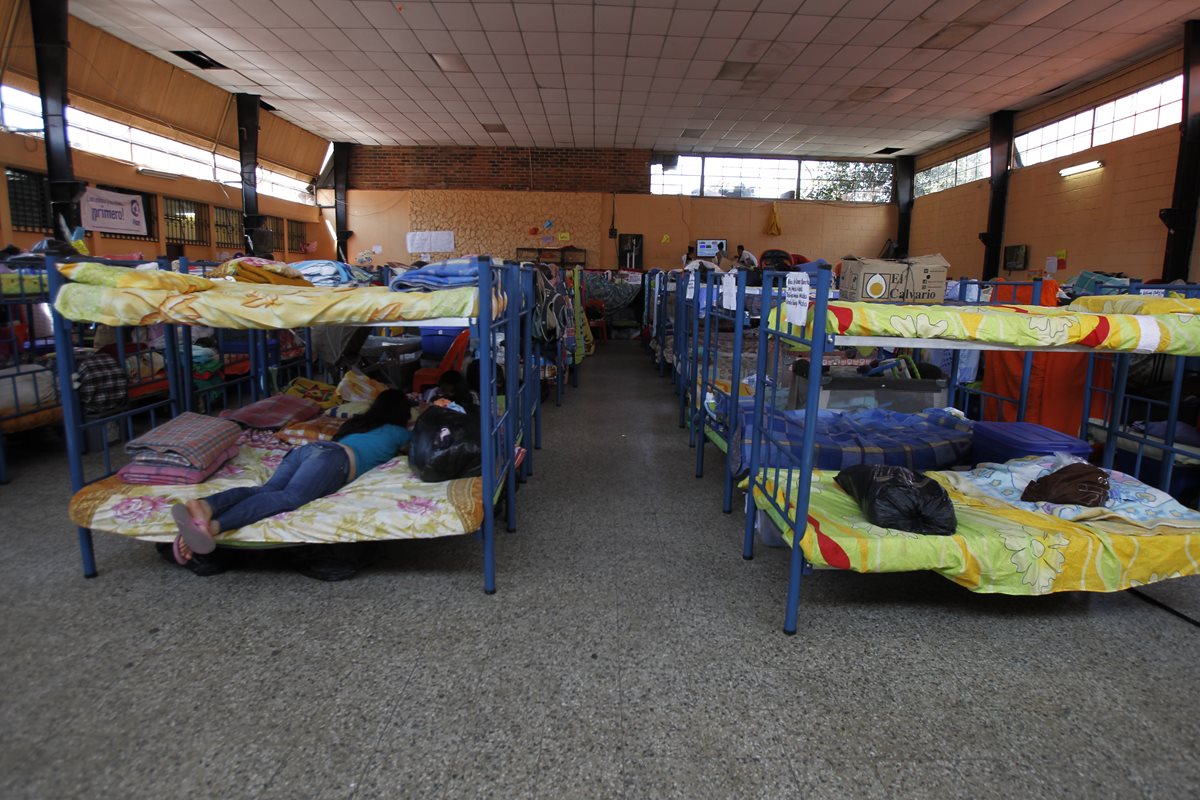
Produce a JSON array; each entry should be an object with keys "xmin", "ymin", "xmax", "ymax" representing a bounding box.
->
[{"xmin": 532, "ymin": 265, "xmax": 571, "ymax": 343}]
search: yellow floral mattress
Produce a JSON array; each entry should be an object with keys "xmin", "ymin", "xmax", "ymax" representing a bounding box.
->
[
  {"xmin": 747, "ymin": 468, "xmax": 1200, "ymax": 595},
  {"xmin": 54, "ymin": 281, "xmax": 496, "ymax": 329},
  {"xmin": 1069, "ymin": 294, "xmax": 1200, "ymax": 315},
  {"xmin": 1, "ymin": 272, "xmax": 48, "ymax": 297},
  {"xmin": 68, "ymin": 445, "xmax": 484, "ymax": 545},
  {"xmin": 768, "ymin": 301, "xmax": 1200, "ymax": 356}
]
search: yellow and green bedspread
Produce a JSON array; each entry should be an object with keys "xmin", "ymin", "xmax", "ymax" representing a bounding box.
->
[
  {"xmin": 747, "ymin": 468, "xmax": 1200, "ymax": 595},
  {"xmin": 768, "ymin": 300, "xmax": 1200, "ymax": 355},
  {"xmin": 69, "ymin": 445, "xmax": 484, "ymax": 545},
  {"xmin": 54, "ymin": 281, "xmax": 495, "ymax": 330},
  {"xmin": 1069, "ymin": 294, "xmax": 1200, "ymax": 316},
  {"xmin": 1, "ymin": 272, "xmax": 47, "ymax": 297}
]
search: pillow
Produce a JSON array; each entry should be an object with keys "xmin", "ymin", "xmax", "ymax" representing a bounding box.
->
[
  {"xmin": 277, "ymin": 416, "xmax": 346, "ymax": 446},
  {"xmin": 58, "ymin": 261, "xmax": 214, "ymax": 293},
  {"xmin": 219, "ymin": 394, "xmax": 321, "ymax": 429},
  {"xmin": 281, "ymin": 377, "xmax": 340, "ymax": 410},
  {"xmin": 327, "ymin": 401, "xmax": 370, "ymax": 419},
  {"xmin": 336, "ymin": 371, "xmax": 388, "ymax": 404}
]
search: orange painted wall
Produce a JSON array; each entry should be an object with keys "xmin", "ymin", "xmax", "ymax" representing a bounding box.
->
[
  {"xmin": 347, "ymin": 189, "xmax": 898, "ymax": 269},
  {"xmin": 910, "ymin": 179, "xmax": 991, "ymax": 279},
  {"xmin": 0, "ymin": 132, "xmax": 334, "ymax": 262},
  {"xmin": 1003, "ymin": 127, "xmax": 1177, "ymax": 281}
]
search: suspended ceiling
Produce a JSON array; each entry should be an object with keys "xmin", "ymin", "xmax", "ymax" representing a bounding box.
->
[{"xmin": 67, "ymin": 0, "xmax": 1200, "ymax": 157}]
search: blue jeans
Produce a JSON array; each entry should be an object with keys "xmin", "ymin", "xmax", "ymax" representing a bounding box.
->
[{"xmin": 204, "ymin": 442, "xmax": 350, "ymax": 532}]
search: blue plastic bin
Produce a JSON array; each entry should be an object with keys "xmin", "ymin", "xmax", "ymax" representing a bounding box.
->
[
  {"xmin": 419, "ymin": 327, "xmax": 467, "ymax": 359},
  {"xmin": 973, "ymin": 421, "xmax": 1091, "ymax": 465}
]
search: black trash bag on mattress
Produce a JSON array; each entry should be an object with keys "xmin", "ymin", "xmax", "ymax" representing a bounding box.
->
[
  {"xmin": 409, "ymin": 406, "xmax": 482, "ymax": 482},
  {"xmin": 834, "ymin": 464, "xmax": 957, "ymax": 536}
]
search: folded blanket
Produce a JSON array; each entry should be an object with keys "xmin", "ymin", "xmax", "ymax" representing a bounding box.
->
[
  {"xmin": 277, "ymin": 416, "xmax": 345, "ymax": 446},
  {"xmin": 125, "ymin": 412, "xmax": 241, "ymax": 470},
  {"xmin": 118, "ymin": 445, "xmax": 238, "ymax": 485},
  {"xmin": 219, "ymin": 394, "xmax": 321, "ymax": 429},
  {"xmin": 389, "ymin": 256, "xmax": 502, "ymax": 292}
]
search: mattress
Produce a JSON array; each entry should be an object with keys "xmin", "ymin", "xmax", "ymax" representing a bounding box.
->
[
  {"xmin": 747, "ymin": 460, "xmax": 1200, "ymax": 595},
  {"xmin": 770, "ymin": 301, "xmax": 1200, "ymax": 356},
  {"xmin": 0, "ymin": 272, "xmax": 47, "ymax": 297},
  {"xmin": 1069, "ymin": 295, "xmax": 1200, "ymax": 315},
  {"xmin": 68, "ymin": 444, "xmax": 485, "ymax": 545},
  {"xmin": 54, "ymin": 282, "xmax": 492, "ymax": 330},
  {"xmin": 731, "ymin": 407, "xmax": 973, "ymax": 475},
  {"xmin": 0, "ymin": 405, "xmax": 61, "ymax": 433}
]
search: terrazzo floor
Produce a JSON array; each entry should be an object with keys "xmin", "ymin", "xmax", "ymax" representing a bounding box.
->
[{"xmin": 3, "ymin": 340, "xmax": 1199, "ymax": 799}]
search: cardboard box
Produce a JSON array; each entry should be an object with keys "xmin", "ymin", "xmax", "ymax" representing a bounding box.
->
[{"xmin": 839, "ymin": 254, "xmax": 949, "ymax": 304}]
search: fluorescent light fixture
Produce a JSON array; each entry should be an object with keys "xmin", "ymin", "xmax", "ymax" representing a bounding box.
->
[
  {"xmin": 135, "ymin": 166, "xmax": 180, "ymax": 180},
  {"xmin": 1059, "ymin": 160, "xmax": 1103, "ymax": 177}
]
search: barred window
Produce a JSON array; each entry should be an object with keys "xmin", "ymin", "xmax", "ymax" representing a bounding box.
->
[
  {"xmin": 287, "ymin": 219, "xmax": 306, "ymax": 253},
  {"xmin": 799, "ymin": 161, "xmax": 894, "ymax": 203},
  {"xmin": 214, "ymin": 206, "xmax": 243, "ymax": 249},
  {"xmin": 259, "ymin": 215, "xmax": 284, "ymax": 253},
  {"xmin": 163, "ymin": 197, "xmax": 210, "ymax": 245},
  {"xmin": 6, "ymin": 168, "xmax": 51, "ymax": 232},
  {"xmin": 703, "ymin": 157, "xmax": 799, "ymax": 199},
  {"xmin": 94, "ymin": 185, "xmax": 157, "ymax": 241},
  {"xmin": 915, "ymin": 149, "xmax": 990, "ymax": 198}
]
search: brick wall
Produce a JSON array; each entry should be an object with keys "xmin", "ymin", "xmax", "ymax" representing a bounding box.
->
[
  {"xmin": 910, "ymin": 179, "xmax": 990, "ymax": 278},
  {"xmin": 349, "ymin": 146, "xmax": 651, "ymax": 193}
]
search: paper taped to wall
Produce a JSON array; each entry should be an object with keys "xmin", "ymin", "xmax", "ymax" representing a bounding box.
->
[{"xmin": 406, "ymin": 231, "xmax": 455, "ymax": 253}]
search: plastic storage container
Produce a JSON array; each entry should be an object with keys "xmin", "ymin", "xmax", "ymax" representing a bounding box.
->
[
  {"xmin": 419, "ymin": 327, "xmax": 468, "ymax": 359},
  {"xmin": 972, "ymin": 421, "xmax": 1091, "ymax": 465}
]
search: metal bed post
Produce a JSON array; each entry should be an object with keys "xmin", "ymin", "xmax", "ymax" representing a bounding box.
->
[
  {"xmin": 741, "ymin": 271, "xmax": 776, "ymax": 561},
  {"xmin": 687, "ymin": 273, "xmax": 703, "ymax": 448},
  {"xmin": 1101, "ymin": 353, "xmax": 1132, "ymax": 470},
  {"xmin": 477, "ymin": 256, "xmax": 497, "ymax": 594},
  {"xmin": 1079, "ymin": 354, "xmax": 1098, "ymax": 440},
  {"xmin": 176, "ymin": 258, "xmax": 196, "ymax": 412},
  {"xmin": 533, "ymin": 342, "xmax": 544, "ymax": 450},
  {"xmin": 520, "ymin": 265, "xmax": 536, "ymax": 477},
  {"xmin": 46, "ymin": 254, "xmax": 96, "ymax": 577},
  {"xmin": 695, "ymin": 271, "xmax": 716, "ymax": 477},
  {"xmin": 723, "ymin": 269, "xmax": 747, "ymax": 513},
  {"xmin": 656, "ymin": 273, "xmax": 667, "ymax": 377},
  {"xmin": 1159, "ymin": 355, "xmax": 1187, "ymax": 493},
  {"xmin": 504, "ymin": 264, "xmax": 520, "ymax": 532},
  {"xmin": 783, "ymin": 265, "xmax": 833, "ymax": 636},
  {"xmin": 1014, "ymin": 278, "xmax": 1044, "ymax": 423},
  {"xmin": 678, "ymin": 272, "xmax": 691, "ymax": 429},
  {"xmin": 947, "ymin": 349, "xmax": 961, "ymax": 411}
]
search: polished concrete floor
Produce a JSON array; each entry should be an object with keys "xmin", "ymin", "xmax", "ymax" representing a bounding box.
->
[{"xmin": 3, "ymin": 341, "xmax": 1199, "ymax": 799}]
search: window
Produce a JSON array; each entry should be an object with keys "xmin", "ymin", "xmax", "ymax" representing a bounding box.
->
[
  {"xmin": 651, "ymin": 156, "xmax": 702, "ymax": 195},
  {"xmin": 259, "ymin": 215, "xmax": 284, "ymax": 252},
  {"xmin": 915, "ymin": 148, "xmax": 990, "ymax": 198},
  {"xmin": 95, "ymin": 185, "xmax": 157, "ymax": 241},
  {"xmin": 799, "ymin": 160, "xmax": 894, "ymax": 203},
  {"xmin": 703, "ymin": 157, "xmax": 799, "ymax": 199},
  {"xmin": 164, "ymin": 197, "xmax": 210, "ymax": 245},
  {"xmin": 0, "ymin": 85, "xmax": 318, "ymax": 205},
  {"xmin": 1015, "ymin": 75, "xmax": 1182, "ymax": 168},
  {"xmin": 214, "ymin": 206, "xmax": 244, "ymax": 249},
  {"xmin": 652, "ymin": 154, "xmax": 894, "ymax": 202},
  {"xmin": 287, "ymin": 219, "xmax": 306, "ymax": 253},
  {"xmin": 6, "ymin": 168, "xmax": 51, "ymax": 232}
]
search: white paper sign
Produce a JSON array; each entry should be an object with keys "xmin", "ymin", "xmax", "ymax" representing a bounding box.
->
[
  {"xmin": 685, "ymin": 274, "xmax": 695, "ymax": 300},
  {"xmin": 785, "ymin": 272, "xmax": 810, "ymax": 325},
  {"xmin": 405, "ymin": 230, "xmax": 455, "ymax": 253},
  {"xmin": 721, "ymin": 271, "xmax": 737, "ymax": 310},
  {"xmin": 1044, "ymin": 256, "xmax": 1058, "ymax": 274},
  {"xmin": 82, "ymin": 187, "xmax": 147, "ymax": 235},
  {"xmin": 1140, "ymin": 288, "xmax": 1167, "ymax": 297}
]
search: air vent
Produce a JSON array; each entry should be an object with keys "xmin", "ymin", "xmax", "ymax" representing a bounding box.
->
[
  {"xmin": 716, "ymin": 61, "xmax": 755, "ymax": 81},
  {"xmin": 918, "ymin": 23, "xmax": 982, "ymax": 50},
  {"xmin": 681, "ymin": 128, "xmax": 705, "ymax": 138},
  {"xmin": 259, "ymin": 100, "xmax": 277, "ymax": 112},
  {"xmin": 482, "ymin": 123, "xmax": 508, "ymax": 134},
  {"xmin": 874, "ymin": 147, "xmax": 902, "ymax": 155},
  {"xmin": 170, "ymin": 50, "xmax": 228, "ymax": 70},
  {"xmin": 432, "ymin": 53, "xmax": 471, "ymax": 73}
]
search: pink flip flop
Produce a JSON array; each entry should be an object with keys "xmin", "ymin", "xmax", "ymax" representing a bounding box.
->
[
  {"xmin": 171, "ymin": 535, "xmax": 192, "ymax": 565},
  {"xmin": 172, "ymin": 504, "xmax": 216, "ymax": 555}
]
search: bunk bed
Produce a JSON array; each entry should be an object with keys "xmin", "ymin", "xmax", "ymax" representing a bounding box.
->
[
  {"xmin": 49, "ymin": 254, "xmax": 520, "ymax": 593},
  {"xmin": 1, "ymin": 268, "xmax": 58, "ymax": 483},
  {"xmin": 742, "ymin": 265, "xmax": 1200, "ymax": 634}
]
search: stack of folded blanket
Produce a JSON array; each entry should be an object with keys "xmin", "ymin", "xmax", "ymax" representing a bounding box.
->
[
  {"xmin": 119, "ymin": 412, "xmax": 241, "ymax": 485},
  {"xmin": 388, "ymin": 256, "xmax": 503, "ymax": 292}
]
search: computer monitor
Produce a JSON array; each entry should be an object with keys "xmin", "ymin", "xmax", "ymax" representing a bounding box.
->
[{"xmin": 696, "ymin": 239, "xmax": 726, "ymax": 258}]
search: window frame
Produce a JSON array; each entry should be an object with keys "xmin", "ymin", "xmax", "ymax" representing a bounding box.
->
[
  {"xmin": 651, "ymin": 153, "xmax": 894, "ymax": 203},
  {"xmin": 6, "ymin": 167, "xmax": 52, "ymax": 232},
  {"xmin": 214, "ymin": 206, "xmax": 244, "ymax": 250},
  {"xmin": 163, "ymin": 196, "xmax": 211, "ymax": 246}
]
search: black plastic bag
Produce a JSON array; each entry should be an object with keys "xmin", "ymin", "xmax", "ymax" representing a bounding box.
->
[
  {"xmin": 409, "ymin": 406, "xmax": 482, "ymax": 482},
  {"xmin": 834, "ymin": 464, "xmax": 957, "ymax": 536}
]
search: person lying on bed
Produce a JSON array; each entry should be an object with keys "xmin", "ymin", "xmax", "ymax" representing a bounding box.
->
[{"xmin": 170, "ymin": 389, "xmax": 413, "ymax": 564}]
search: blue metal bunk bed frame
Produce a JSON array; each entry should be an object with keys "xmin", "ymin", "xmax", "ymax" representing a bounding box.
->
[
  {"xmin": 49, "ymin": 254, "xmax": 519, "ymax": 593},
  {"xmin": 1, "ymin": 267, "xmax": 62, "ymax": 484}
]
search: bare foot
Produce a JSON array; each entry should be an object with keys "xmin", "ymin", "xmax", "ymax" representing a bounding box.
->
[
  {"xmin": 185, "ymin": 498, "xmax": 212, "ymax": 525},
  {"xmin": 172, "ymin": 535, "xmax": 193, "ymax": 565}
]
